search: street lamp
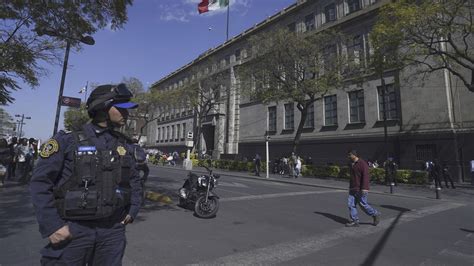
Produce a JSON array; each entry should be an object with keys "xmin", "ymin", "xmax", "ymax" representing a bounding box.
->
[
  {"xmin": 15, "ymin": 114, "xmax": 31, "ymax": 138},
  {"xmin": 38, "ymin": 29, "xmax": 95, "ymax": 135}
]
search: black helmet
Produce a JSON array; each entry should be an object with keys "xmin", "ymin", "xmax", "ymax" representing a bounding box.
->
[{"xmin": 86, "ymin": 83, "xmax": 138, "ymax": 117}]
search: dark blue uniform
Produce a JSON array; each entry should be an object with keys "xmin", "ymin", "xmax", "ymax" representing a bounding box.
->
[{"xmin": 30, "ymin": 123, "xmax": 142, "ymax": 265}]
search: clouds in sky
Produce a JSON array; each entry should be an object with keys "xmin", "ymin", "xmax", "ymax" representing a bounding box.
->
[{"xmin": 159, "ymin": 0, "xmax": 252, "ymax": 22}]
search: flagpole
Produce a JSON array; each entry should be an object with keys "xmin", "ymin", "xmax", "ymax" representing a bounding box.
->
[{"xmin": 226, "ymin": 1, "xmax": 230, "ymax": 41}]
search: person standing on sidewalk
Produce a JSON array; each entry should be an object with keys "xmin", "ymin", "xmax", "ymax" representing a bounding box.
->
[
  {"xmin": 346, "ymin": 149, "xmax": 380, "ymax": 227},
  {"xmin": 383, "ymin": 157, "xmax": 398, "ymax": 186},
  {"xmin": 254, "ymin": 153, "xmax": 261, "ymax": 176},
  {"xmin": 441, "ymin": 162, "xmax": 456, "ymax": 189},
  {"xmin": 29, "ymin": 84, "xmax": 142, "ymax": 265}
]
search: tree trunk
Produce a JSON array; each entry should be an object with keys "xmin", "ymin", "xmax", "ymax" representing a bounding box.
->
[{"xmin": 293, "ymin": 104, "xmax": 309, "ymax": 154}]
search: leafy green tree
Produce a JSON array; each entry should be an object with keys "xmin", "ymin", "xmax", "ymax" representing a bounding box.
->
[
  {"xmin": 0, "ymin": 0, "xmax": 133, "ymax": 104},
  {"xmin": 237, "ymin": 28, "xmax": 346, "ymax": 153},
  {"xmin": 371, "ymin": 0, "xmax": 473, "ymax": 92},
  {"xmin": 63, "ymin": 104, "xmax": 90, "ymax": 131},
  {"xmin": 175, "ymin": 59, "xmax": 226, "ymax": 156}
]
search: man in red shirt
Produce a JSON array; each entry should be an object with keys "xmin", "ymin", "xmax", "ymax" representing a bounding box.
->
[{"xmin": 346, "ymin": 150, "xmax": 380, "ymax": 227}]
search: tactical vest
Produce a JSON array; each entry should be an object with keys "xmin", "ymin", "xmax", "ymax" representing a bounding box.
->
[{"xmin": 54, "ymin": 131, "xmax": 133, "ymax": 220}]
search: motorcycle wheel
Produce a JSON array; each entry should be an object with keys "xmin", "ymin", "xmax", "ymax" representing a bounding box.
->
[{"xmin": 194, "ymin": 196, "xmax": 219, "ymax": 218}]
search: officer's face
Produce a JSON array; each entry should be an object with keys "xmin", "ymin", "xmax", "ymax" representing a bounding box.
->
[{"xmin": 108, "ymin": 106, "xmax": 128, "ymax": 126}]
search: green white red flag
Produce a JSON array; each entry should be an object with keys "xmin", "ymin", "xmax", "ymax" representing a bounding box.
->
[{"xmin": 198, "ymin": 0, "xmax": 229, "ymax": 14}]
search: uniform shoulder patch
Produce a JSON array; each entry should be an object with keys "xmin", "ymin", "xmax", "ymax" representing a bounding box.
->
[{"xmin": 40, "ymin": 139, "xmax": 60, "ymax": 158}]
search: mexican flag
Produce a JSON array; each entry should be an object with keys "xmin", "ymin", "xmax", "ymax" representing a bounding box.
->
[{"xmin": 198, "ymin": 0, "xmax": 229, "ymax": 14}]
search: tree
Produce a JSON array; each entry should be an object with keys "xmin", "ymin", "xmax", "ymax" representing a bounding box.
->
[
  {"xmin": 122, "ymin": 76, "xmax": 145, "ymax": 95},
  {"xmin": 371, "ymin": 0, "xmax": 474, "ymax": 92},
  {"xmin": 63, "ymin": 104, "xmax": 90, "ymax": 131},
  {"xmin": 237, "ymin": 28, "xmax": 346, "ymax": 153},
  {"xmin": 0, "ymin": 107, "xmax": 15, "ymax": 137},
  {"xmin": 128, "ymin": 89, "xmax": 166, "ymax": 141},
  {"xmin": 176, "ymin": 59, "xmax": 226, "ymax": 157},
  {"xmin": 0, "ymin": 0, "xmax": 133, "ymax": 104}
]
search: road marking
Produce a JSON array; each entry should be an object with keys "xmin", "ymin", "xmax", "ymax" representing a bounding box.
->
[
  {"xmin": 220, "ymin": 190, "xmax": 345, "ymax": 202},
  {"xmin": 194, "ymin": 202, "xmax": 465, "ymax": 266},
  {"xmin": 218, "ymin": 181, "xmax": 248, "ymax": 188},
  {"xmin": 440, "ymin": 249, "xmax": 474, "ymax": 261}
]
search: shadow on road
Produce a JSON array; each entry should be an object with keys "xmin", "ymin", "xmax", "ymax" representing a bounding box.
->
[
  {"xmin": 313, "ymin": 211, "xmax": 348, "ymax": 225},
  {"xmin": 460, "ymin": 228, "xmax": 474, "ymax": 233},
  {"xmin": 360, "ymin": 205, "xmax": 411, "ymax": 266}
]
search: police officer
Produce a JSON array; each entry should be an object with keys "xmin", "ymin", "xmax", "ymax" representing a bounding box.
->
[{"xmin": 29, "ymin": 84, "xmax": 142, "ymax": 265}]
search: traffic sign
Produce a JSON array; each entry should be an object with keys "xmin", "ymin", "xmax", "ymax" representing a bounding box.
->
[
  {"xmin": 61, "ymin": 96, "xmax": 81, "ymax": 108},
  {"xmin": 187, "ymin": 131, "xmax": 193, "ymax": 139}
]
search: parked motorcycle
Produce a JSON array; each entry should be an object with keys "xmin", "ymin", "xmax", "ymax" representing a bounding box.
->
[{"xmin": 178, "ymin": 165, "xmax": 220, "ymax": 218}]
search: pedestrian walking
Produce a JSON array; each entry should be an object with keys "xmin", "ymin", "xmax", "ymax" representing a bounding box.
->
[
  {"xmin": 289, "ymin": 152, "xmax": 297, "ymax": 178},
  {"xmin": 254, "ymin": 153, "xmax": 261, "ymax": 176},
  {"xmin": 15, "ymin": 138, "xmax": 29, "ymax": 184},
  {"xmin": 6, "ymin": 137, "xmax": 17, "ymax": 180},
  {"xmin": 295, "ymin": 156, "xmax": 302, "ymax": 178},
  {"xmin": 427, "ymin": 160, "xmax": 443, "ymax": 188},
  {"xmin": 345, "ymin": 149, "xmax": 380, "ymax": 227},
  {"xmin": 29, "ymin": 83, "xmax": 143, "ymax": 265},
  {"xmin": 441, "ymin": 162, "xmax": 456, "ymax": 189}
]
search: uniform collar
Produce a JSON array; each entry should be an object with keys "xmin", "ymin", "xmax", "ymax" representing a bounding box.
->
[{"xmin": 89, "ymin": 123, "xmax": 112, "ymax": 135}]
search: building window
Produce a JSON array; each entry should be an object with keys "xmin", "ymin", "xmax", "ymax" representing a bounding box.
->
[
  {"xmin": 416, "ymin": 144, "xmax": 437, "ymax": 161},
  {"xmin": 304, "ymin": 13, "xmax": 315, "ymax": 31},
  {"xmin": 287, "ymin": 22, "xmax": 296, "ymax": 32},
  {"xmin": 161, "ymin": 127, "xmax": 165, "ymax": 141},
  {"xmin": 349, "ymin": 90, "xmax": 365, "ymax": 123},
  {"xmin": 166, "ymin": 126, "xmax": 170, "ymax": 141},
  {"xmin": 324, "ymin": 3, "xmax": 336, "ymax": 23},
  {"xmin": 268, "ymin": 106, "xmax": 277, "ymax": 132},
  {"xmin": 347, "ymin": 35, "xmax": 363, "ymax": 66},
  {"xmin": 323, "ymin": 44, "xmax": 337, "ymax": 71},
  {"xmin": 304, "ymin": 102, "xmax": 315, "ymax": 128},
  {"xmin": 176, "ymin": 124, "xmax": 181, "ymax": 140},
  {"xmin": 182, "ymin": 123, "xmax": 186, "ymax": 139},
  {"xmin": 378, "ymin": 84, "xmax": 398, "ymax": 120},
  {"xmin": 284, "ymin": 103, "xmax": 294, "ymax": 130},
  {"xmin": 157, "ymin": 128, "xmax": 161, "ymax": 142},
  {"xmin": 347, "ymin": 0, "xmax": 361, "ymax": 14},
  {"xmin": 171, "ymin": 125, "xmax": 175, "ymax": 141},
  {"xmin": 324, "ymin": 95, "xmax": 338, "ymax": 125},
  {"xmin": 235, "ymin": 49, "xmax": 241, "ymax": 61}
]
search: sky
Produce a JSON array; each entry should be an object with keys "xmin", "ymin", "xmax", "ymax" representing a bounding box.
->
[{"xmin": 4, "ymin": 0, "xmax": 295, "ymax": 142}]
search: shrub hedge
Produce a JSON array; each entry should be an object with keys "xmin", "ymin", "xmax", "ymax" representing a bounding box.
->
[{"xmin": 150, "ymin": 158, "xmax": 429, "ymax": 185}]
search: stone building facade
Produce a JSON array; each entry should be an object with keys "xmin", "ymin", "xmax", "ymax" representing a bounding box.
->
[{"xmin": 147, "ymin": 0, "xmax": 474, "ymax": 181}]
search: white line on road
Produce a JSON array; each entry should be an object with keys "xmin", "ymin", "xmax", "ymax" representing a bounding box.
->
[
  {"xmin": 194, "ymin": 202, "xmax": 465, "ymax": 266},
  {"xmin": 220, "ymin": 190, "xmax": 345, "ymax": 202}
]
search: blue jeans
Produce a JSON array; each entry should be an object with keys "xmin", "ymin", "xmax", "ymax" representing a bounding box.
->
[{"xmin": 348, "ymin": 191, "xmax": 378, "ymax": 222}]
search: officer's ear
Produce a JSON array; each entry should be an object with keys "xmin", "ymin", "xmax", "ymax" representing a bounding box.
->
[{"xmin": 92, "ymin": 110, "xmax": 108, "ymax": 123}]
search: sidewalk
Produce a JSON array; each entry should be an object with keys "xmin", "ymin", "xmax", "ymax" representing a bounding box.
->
[{"xmin": 154, "ymin": 165, "xmax": 474, "ymax": 203}]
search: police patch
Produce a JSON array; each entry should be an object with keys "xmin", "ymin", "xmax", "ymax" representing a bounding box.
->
[
  {"xmin": 40, "ymin": 139, "xmax": 59, "ymax": 158},
  {"xmin": 117, "ymin": 146, "xmax": 127, "ymax": 156}
]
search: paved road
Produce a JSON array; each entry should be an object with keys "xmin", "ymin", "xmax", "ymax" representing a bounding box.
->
[{"xmin": 0, "ymin": 165, "xmax": 473, "ymax": 265}]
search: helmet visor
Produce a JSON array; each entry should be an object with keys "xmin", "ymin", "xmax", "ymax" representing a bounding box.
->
[{"xmin": 113, "ymin": 102, "xmax": 138, "ymax": 109}]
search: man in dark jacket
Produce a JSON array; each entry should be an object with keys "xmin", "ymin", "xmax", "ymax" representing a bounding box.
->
[
  {"xmin": 346, "ymin": 149, "xmax": 380, "ymax": 227},
  {"xmin": 29, "ymin": 84, "xmax": 142, "ymax": 265}
]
